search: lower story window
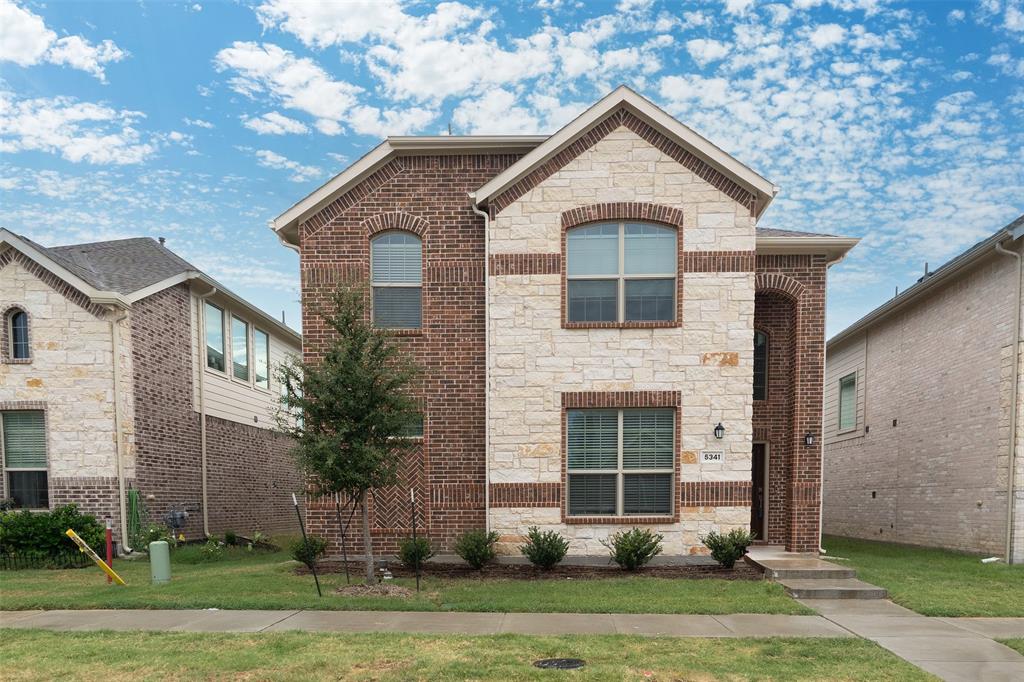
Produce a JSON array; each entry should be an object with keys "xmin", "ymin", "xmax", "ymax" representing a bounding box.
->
[
  {"xmin": 566, "ymin": 408, "xmax": 674, "ymax": 516},
  {"xmin": 2, "ymin": 410, "xmax": 48, "ymax": 509}
]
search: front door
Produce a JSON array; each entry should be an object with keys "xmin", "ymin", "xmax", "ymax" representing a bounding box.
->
[{"xmin": 751, "ymin": 444, "xmax": 766, "ymax": 541}]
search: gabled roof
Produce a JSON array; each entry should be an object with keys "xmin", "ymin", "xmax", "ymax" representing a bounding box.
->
[
  {"xmin": 471, "ymin": 85, "xmax": 777, "ymax": 214},
  {"xmin": 827, "ymin": 214, "xmax": 1024, "ymax": 349},
  {"xmin": 0, "ymin": 229, "xmax": 301, "ymax": 345},
  {"xmin": 755, "ymin": 227, "xmax": 859, "ymax": 260}
]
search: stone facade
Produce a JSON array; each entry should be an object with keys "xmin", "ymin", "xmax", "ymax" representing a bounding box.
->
[
  {"xmin": 296, "ymin": 108, "xmax": 831, "ymax": 556},
  {"xmin": 824, "ymin": 243, "xmax": 1024, "ymax": 560}
]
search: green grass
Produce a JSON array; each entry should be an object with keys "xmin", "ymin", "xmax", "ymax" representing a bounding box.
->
[
  {"xmin": 823, "ymin": 535, "xmax": 1024, "ymax": 617},
  {"xmin": 0, "ymin": 545, "xmax": 809, "ymax": 614},
  {"xmin": 1001, "ymin": 639, "xmax": 1024, "ymax": 656},
  {"xmin": 0, "ymin": 630, "xmax": 933, "ymax": 681}
]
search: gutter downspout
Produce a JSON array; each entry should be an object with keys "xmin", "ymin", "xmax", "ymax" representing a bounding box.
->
[
  {"xmin": 469, "ymin": 196, "xmax": 491, "ymax": 533},
  {"xmin": 108, "ymin": 306, "xmax": 131, "ymax": 553},
  {"xmin": 996, "ymin": 236, "xmax": 1022, "ymax": 565},
  {"xmin": 195, "ymin": 285, "xmax": 217, "ymax": 539}
]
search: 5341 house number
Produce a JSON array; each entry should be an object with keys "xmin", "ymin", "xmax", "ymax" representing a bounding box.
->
[{"xmin": 700, "ymin": 450, "xmax": 725, "ymax": 463}]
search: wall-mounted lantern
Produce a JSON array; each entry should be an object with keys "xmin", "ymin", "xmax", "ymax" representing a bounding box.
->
[
  {"xmin": 713, "ymin": 422, "xmax": 725, "ymax": 440},
  {"xmin": 804, "ymin": 432, "xmax": 815, "ymax": 447}
]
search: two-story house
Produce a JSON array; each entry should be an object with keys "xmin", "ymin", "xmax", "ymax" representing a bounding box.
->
[
  {"xmin": 0, "ymin": 230, "xmax": 302, "ymax": 549},
  {"xmin": 273, "ymin": 86, "xmax": 857, "ymax": 556}
]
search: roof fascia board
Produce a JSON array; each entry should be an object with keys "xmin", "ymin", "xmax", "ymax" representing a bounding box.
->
[
  {"xmin": 472, "ymin": 86, "xmax": 777, "ymax": 210},
  {"xmin": 388, "ymin": 135, "xmax": 547, "ymax": 152},
  {"xmin": 756, "ymin": 236, "xmax": 860, "ymax": 259},
  {"xmin": 0, "ymin": 229, "xmax": 129, "ymax": 309},
  {"xmin": 827, "ymin": 230, "xmax": 1012, "ymax": 349}
]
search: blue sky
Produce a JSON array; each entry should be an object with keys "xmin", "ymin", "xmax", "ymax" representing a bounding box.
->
[{"xmin": 1, "ymin": 0, "xmax": 1022, "ymax": 336}]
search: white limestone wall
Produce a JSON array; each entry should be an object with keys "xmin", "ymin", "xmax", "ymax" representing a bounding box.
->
[
  {"xmin": 0, "ymin": 258, "xmax": 135, "ymax": 483},
  {"xmin": 488, "ymin": 126, "xmax": 756, "ymax": 555}
]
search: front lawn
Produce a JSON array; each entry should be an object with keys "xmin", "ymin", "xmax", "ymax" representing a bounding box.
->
[
  {"xmin": 0, "ymin": 545, "xmax": 809, "ymax": 614},
  {"xmin": 0, "ymin": 630, "xmax": 932, "ymax": 681},
  {"xmin": 1001, "ymin": 639, "xmax": 1024, "ymax": 656},
  {"xmin": 823, "ymin": 535, "xmax": 1024, "ymax": 617}
]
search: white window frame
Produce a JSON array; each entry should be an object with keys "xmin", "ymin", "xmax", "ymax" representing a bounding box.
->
[
  {"xmin": 230, "ymin": 315, "xmax": 250, "ymax": 384},
  {"xmin": 7, "ymin": 308, "xmax": 30, "ymax": 361},
  {"xmin": 838, "ymin": 372, "xmax": 857, "ymax": 433},
  {"xmin": 566, "ymin": 222, "xmax": 677, "ymax": 324},
  {"xmin": 1, "ymin": 410, "xmax": 49, "ymax": 510},
  {"xmin": 566, "ymin": 408, "xmax": 675, "ymax": 517},
  {"xmin": 204, "ymin": 302, "xmax": 227, "ymax": 374},
  {"xmin": 370, "ymin": 230, "xmax": 423, "ymax": 330},
  {"xmin": 253, "ymin": 327, "xmax": 271, "ymax": 392}
]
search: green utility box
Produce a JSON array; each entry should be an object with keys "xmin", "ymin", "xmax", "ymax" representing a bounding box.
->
[{"xmin": 149, "ymin": 541, "xmax": 171, "ymax": 584}]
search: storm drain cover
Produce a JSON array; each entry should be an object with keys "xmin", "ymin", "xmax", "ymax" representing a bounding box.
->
[{"xmin": 533, "ymin": 658, "xmax": 586, "ymax": 670}]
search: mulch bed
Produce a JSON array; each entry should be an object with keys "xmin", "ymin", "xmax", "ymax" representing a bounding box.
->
[{"xmin": 299, "ymin": 559, "xmax": 762, "ymax": 581}]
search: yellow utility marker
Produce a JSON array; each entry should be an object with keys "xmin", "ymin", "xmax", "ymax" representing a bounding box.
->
[{"xmin": 65, "ymin": 529, "xmax": 126, "ymax": 585}]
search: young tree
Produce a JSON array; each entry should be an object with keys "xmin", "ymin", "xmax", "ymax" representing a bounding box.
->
[{"xmin": 277, "ymin": 284, "xmax": 420, "ymax": 584}]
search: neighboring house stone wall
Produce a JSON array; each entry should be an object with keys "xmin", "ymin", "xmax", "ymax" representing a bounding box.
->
[
  {"xmin": 824, "ymin": 247, "xmax": 1023, "ymax": 557},
  {"xmin": 0, "ymin": 251, "xmax": 134, "ymax": 538},
  {"xmin": 299, "ymin": 152, "xmax": 523, "ymax": 555},
  {"xmin": 486, "ymin": 125, "xmax": 756, "ymax": 555}
]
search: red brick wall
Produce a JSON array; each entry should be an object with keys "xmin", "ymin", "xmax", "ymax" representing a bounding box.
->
[
  {"xmin": 131, "ymin": 283, "xmax": 301, "ymax": 541},
  {"xmin": 299, "ymin": 153, "xmax": 521, "ymax": 555},
  {"xmin": 754, "ymin": 255, "xmax": 828, "ymax": 553}
]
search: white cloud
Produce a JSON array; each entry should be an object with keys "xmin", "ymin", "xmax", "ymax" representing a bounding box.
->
[
  {"xmin": 808, "ymin": 23, "xmax": 847, "ymax": 49},
  {"xmin": 250, "ymin": 148, "xmax": 322, "ymax": 182},
  {"xmin": 724, "ymin": 0, "xmax": 756, "ymax": 16},
  {"xmin": 0, "ymin": 91, "xmax": 159, "ymax": 164},
  {"xmin": 452, "ymin": 88, "xmax": 540, "ymax": 134},
  {"xmin": 686, "ymin": 38, "xmax": 730, "ymax": 67},
  {"xmin": 1006, "ymin": 4, "xmax": 1024, "ymax": 31},
  {"xmin": 0, "ymin": 0, "xmax": 126, "ymax": 82},
  {"xmin": 184, "ymin": 117, "xmax": 214, "ymax": 129},
  {"xmin": 947, "ymin": 9, "xmax": 965, "ymax": 24},
  {"xmin": 242, "ymin": 111, "xmax": 310, "ymax": 135}
]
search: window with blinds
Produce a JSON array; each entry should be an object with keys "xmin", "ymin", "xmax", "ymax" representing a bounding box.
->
[
  {"xmin": 566, "ymin": 408, "xmax": 674, "ymax": 516},
  {"xmin": 2, "ymin": 410, "xmax": 48, "ymax": 509},
  {"xmin": 753, "ymin": 330, "xmax": 767, "ymax": 401},
  {"xmin": 371, "ymin": 231, "xmax": 422, "ymax": 329},
  {"xmin": 838, "ymin": 373, "xmax": 857, "ymax": 431},
  {"xmin": 566, "ymin": 222, "xmax": 677, "ymax": 323}
]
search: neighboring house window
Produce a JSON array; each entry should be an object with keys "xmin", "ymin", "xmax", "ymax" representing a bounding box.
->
[
  {"xmin": 401, "ymin": 413, "xmax": 424, "ymax": 439},
  {"xmin": 566, "ymin": 222, "xmax": 677, "ymax": 323},
  {"xmin": 371, "ymin": 231, "xmax": 422, "ymax": 329},
  {"xmin": 753, "ymin": 330, "xmax": 767, "ymax": 401},
  {"xmin": 7, "ymin": 309, "xmax": 30, "ymax": 360},
  {"xmin": 254, "ymin": 328, "xmax": 270, "ymax": 390},
  {"xmin": 205, "ymin": 302, "xmax": 226, "ymax": 372},
  {"xmin": 838, "ymin": 373, "xmax": 857, "ymax": 431},
  {"xmin": 566, "ymin": 408, "xmax": 674, "ymax": 516},
  {"xmin": 2, "ymin": 411, "xmax": 48, "ymax": 509},
  {"xmin": 231, "ymin": 316, "xmax": 249, "ymax": 381}
]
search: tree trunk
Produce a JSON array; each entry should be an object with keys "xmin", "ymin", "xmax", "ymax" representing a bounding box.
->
[{"xmin": 361, "ymin": 489, "xmax": 374, "ymax": 584}]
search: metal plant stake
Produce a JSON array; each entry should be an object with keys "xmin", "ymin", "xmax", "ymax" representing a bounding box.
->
[{"xmin": 292, "ymin": 493, "xmax": 322, "ymax": 597}]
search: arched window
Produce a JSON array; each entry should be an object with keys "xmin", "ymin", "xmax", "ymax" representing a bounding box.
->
[
  {"xmin": 7, "ymin": 309, "xmax": 30, "ymax": 360},
  {"xmin": 753, "ymin": 330, "xmax": 767, "ymax": 401},
  {"xmin": 566, "ymin": 222, "xmax": 676, "ymax": 323},
  {"xmin": 371, "ymin": 231, "xmax": 422, "ymax": 329}
]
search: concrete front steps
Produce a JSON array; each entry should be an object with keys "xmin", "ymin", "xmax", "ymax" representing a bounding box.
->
[{"xmin": 747, "ymin": 546, "xmax": 888, "ymax": 600}]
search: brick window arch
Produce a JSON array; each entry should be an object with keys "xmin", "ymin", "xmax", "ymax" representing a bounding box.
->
[{"xmin": 2, "ymin": 305, "xmax": 31, "ymax": 364}]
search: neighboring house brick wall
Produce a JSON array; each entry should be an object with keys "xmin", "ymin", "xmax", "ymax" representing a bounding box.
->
[
  {"xmin": 824, "ymin": 249, "xmax": 1022, "ymax": 556},
  {"xmin": 300, "ymin": 152, "xmax": 522, "ymax": 555}
]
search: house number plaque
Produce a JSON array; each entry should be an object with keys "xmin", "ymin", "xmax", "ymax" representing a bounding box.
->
[{"xmin": 700, "ymin": 450, "xmax": 725, "ymax": 463}]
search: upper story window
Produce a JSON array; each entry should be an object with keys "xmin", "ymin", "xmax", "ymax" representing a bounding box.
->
[
  {"xmin": 2, "ymin": 410, "xmax": 48, "ymax": 509},
  {"xmin": 205, "ymin": 302, "xmax": 226, "ymax": 372},
  {"xmin": 6, "ymin": 309, "xmax": 30, "ymax": 361},
  {"xmin": 566, "ymin": 222, "xmax": 677, "ymax": 323},
  {"xmin": 254, "ymin": 328, "xmax": 270, "ymax": 390},
  {"xmin": 838, "ymin": 372, "xmax": 857, "ymax": 431},
  {"xmin": 566, "ymin": 408, "xmax": 674, "ymax": 517},
  {"xmin": 753, "ymin": 331, "xmax": 767, "ymax": 401},
  {"xmin": 371, "ymin": 232, "xmax": 422, "ymax": 329},
  {"xmin": 231, "ymin": 316, "xmax": 249, "ymax": 381}
]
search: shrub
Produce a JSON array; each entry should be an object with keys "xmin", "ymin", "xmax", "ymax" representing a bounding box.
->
[
  {"xmin": 520, "ymin": 527, "xmax": 569, "ymax": 570},
  {"xmin": 454, "ymin": 529, "xmax": 499, "ymax": 570},
  {"xmin": 142, "ymin": 525, "xmax": 172, "ymax": 549},
  {"xmin": 246, "ymin": 531, "xmax": 278, "ymax": 552},
  {"xmin": 398, "ymin": 536, "xmax": 434, "ymax": 567},
  {"xmin": 199, "ymin": 539, "xmax": 225, "ymax": 562},
  {"xmin": 223, "ymin": 530, "xmax": 238, "ymax": 546},
  {"xmin": 290, "ymin": 536, "xmax": 328, "ymax": 570},
  {"xmin": 602, "ymin": 528, "xmax": 663, "ymax": 571},
  {"xmin": 701, "ymin": 528, "xmax": 755, "ymax": 569},
  {"xmin": 0, "ymin": 504, "xmax": 104, "ymax": 561}
]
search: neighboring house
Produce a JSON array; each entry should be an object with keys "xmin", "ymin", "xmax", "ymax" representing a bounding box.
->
[
  {"xmin": 272, "ymin": 86, "xmax": 858, "ymax": 556},
  {"xmin": 0, "ymin": 230, "xmax": 303, "ymax": 549},
  {"xmin": 824, "ymin": 216, "xmax": 1024, "ymax": 563}
]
